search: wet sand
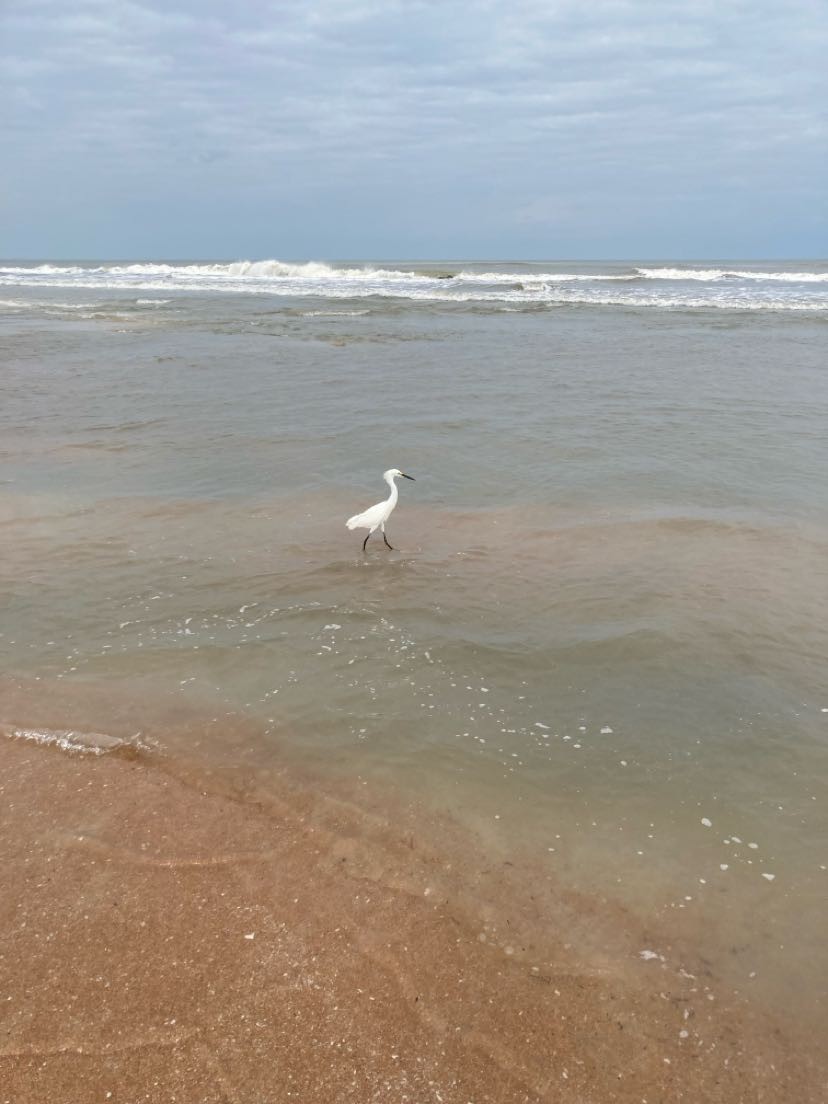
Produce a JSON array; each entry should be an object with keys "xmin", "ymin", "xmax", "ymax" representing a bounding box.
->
[{"xmin": 1, "ymin": 732, "xmax": 824, "ymax": 1104}]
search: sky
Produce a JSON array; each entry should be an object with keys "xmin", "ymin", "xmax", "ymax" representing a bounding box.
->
[{"xmin": 2, "ymin": 0, "xmax": 826, "ymax": 259}]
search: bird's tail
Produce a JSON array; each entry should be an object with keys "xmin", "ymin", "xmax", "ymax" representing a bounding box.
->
[{"xmin": 346, "ymin": 513, "xmax": 363, "ymax": 529}]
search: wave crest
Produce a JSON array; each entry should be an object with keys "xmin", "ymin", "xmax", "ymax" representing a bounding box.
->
[
  {"xmin": 1, "ymin": 259, "xmax": 826, "ymax": 312},
  {"xmin": 637, "ymin": 267, "xmax": 828, "ymax": 283}
]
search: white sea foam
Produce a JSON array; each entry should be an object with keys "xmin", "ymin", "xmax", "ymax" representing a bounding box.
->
[
  {"xmin": 453, "ymin": 270, "xmax": 634, "ymax": 283},
  {"xmin": 0, "ymin": 297, "xmax": 103, "ymax": 311},
  {"xmin": 1, "ymin": 259, "xmax": 825, "ymax": 312},
  {"xmin": 302, "ymin": 309, "xmax": 371, "ymax": 317},
  {"xmin": 0, "ymin": 260, "xmax": 420, "ymax": 281},
  {"xmin": 637, "ymin": 267, "xmax": 828, "ymax": 283},
  {"xmin": 2, "ymin": 723, "xmax": 128, "ymax": 755}
]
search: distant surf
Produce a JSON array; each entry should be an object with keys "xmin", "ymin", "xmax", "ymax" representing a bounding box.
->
[{"xmin": 1, "ymin": 259, "xmax": 826, "ymax": 311}]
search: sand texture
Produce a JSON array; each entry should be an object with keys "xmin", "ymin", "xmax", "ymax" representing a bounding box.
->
[{"xmin": 0, "ymin": 734, "xmax": 824, "ymax": 1104}]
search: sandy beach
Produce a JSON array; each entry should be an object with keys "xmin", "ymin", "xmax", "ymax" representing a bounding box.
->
[
  {"xmin": 3, "ymin": 260, "xmax": 828, "ymax": 1101},
  {"xmin": 4, "ymin": 0, "xmax": 828, "ymax": 1095},
  {"xmin": 1, "ymin": 727, "xmax": 824, "ymax": 1104}
]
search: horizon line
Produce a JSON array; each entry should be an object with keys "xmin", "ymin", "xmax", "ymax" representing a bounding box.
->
[{"xmin": 2, "ymin": 255, "xmax": 827, "ymax": 264}]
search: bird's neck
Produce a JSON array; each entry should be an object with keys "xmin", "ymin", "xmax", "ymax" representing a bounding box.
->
[{"xmin": 385, "ymin": 476, "xmax": 399, "ymax": 504}]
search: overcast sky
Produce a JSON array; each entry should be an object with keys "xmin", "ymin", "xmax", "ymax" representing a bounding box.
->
[{"xmin": 2, "ymin": 0, "xmax": 826, "ymax": 259}]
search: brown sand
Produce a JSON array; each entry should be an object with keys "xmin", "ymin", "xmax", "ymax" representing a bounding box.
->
[{"xmin": 0, "ymin": 734, "xmax": 824, "ymax": 1104}]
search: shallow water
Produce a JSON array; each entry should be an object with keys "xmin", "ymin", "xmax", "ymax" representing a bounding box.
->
[{"xmin": 2, "ymin": 259, "xmax": 827, "ymax": 1035}]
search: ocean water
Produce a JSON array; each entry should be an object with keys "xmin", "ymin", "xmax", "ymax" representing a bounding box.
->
[{"xmin": 2, "ymin": 259, "xmax": 827, "ymax": 1034}]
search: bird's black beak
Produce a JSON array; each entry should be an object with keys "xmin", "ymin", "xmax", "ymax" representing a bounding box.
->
[{"xmin": 401, "ymin": 473, "xmax": 415, "ymax": 480}]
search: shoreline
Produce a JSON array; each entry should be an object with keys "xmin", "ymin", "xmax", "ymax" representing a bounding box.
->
[{"xmin": 1, "ymin": 729, "xmax": 824, "ymax": 1103}]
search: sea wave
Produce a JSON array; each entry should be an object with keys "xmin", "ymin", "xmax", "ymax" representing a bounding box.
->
[
  {"xmin": 1, "ymin": 259, "xmax": 826, "ymax": 311},
  {"xmin": 301, "ymin": 309, "xmax": 372, "ymax": 317},
  {"xmin": 4, "ymin": 260, "xmax": 827, "ymax": 284},
  {"xmin": 0, "ymin": 260, "xmax": 420, "ymax": 281},
  {"xmin": 0, "ymin": 297, "xmax": 104, "ymax": 310},
  {"xmin": 637, "ymin": 267, "xmax": 828, "ymax": 283}
]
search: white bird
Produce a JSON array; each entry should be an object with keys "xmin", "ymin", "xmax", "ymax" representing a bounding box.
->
[{"xmin": 346, "ymin": 468, "xmax": 415, "ymax": 551}]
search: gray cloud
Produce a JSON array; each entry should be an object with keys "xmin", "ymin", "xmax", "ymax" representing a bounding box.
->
[{"xmin": 1, "ymin": 0, "xmax": 826, "ymax": 257}]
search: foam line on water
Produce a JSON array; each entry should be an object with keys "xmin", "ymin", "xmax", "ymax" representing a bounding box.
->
[
  {"xmin": 1, "ymin": 259, "xmax": 826, "ymax": 311},
  {"xmin": 1, "ymin": 723, "xmax": 147, "ymax": 756},
  {"xmin": 637, "ymin": 267, "xmax": 828, "ymax": 283}
]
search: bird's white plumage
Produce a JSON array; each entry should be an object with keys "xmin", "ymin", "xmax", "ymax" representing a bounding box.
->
[
  {"xmin": 346, "ymin": 469, "xmax": 414, "ymax": 548},
  {"xmin": 346, "ymin": 500, "xmax": 392, "ymax": 530}
]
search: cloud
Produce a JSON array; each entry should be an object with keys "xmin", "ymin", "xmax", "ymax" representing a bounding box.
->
[{"xmin": 1, "ymin": 0, "xmax": 826, "ymax": 256}]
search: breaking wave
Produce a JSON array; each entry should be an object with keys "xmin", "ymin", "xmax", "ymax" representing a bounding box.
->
[
  {"xmin": 637, "ymin": 267, "xmax": 828, "ymax": 283},
  {"xmin": 1, "ymin": 259, "xmax": 826, "ymax": 312}
]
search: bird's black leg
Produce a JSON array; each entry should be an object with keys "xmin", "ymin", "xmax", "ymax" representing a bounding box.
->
[
  {"xmin": 362, "ymin": 532, "xmax": 370, "ymax": 552},
  {"xmin": 383, "ymin": 531, "xmax": 394, "ymax": 550}
]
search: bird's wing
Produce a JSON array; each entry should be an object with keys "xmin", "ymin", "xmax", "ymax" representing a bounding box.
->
[{"xmin": 346, "ymin": 500, "xmax": 386, "ymax": 529}]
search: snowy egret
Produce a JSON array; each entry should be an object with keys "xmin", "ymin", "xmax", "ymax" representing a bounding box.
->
[{"xmin": 346, "ymin": 468, "xmax": 415, "ymax": 551}]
